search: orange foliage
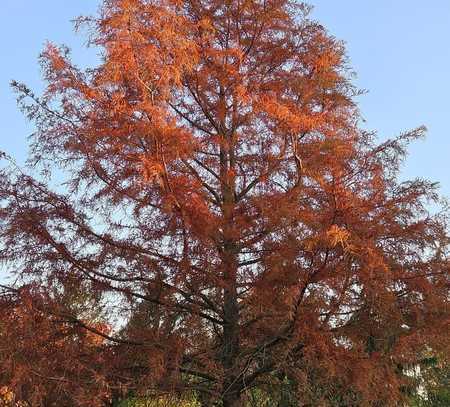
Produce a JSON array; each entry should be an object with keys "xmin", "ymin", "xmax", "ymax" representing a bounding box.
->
[
  {"xmin": 0, "ymin": 287, "xmax": 112, "ymax": 406},
  {"xmin": 1, "ymin": 0, "xmax": 449, "ymax": 405}
]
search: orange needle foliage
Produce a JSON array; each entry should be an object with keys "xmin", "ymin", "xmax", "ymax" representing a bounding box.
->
[
  {"xmin": 0, "ymin": 286, "xmax": 112, "ymax": 406},
  {"xmin": 1, "ymin": 0, "xmax": 449, "ymax": 405}
]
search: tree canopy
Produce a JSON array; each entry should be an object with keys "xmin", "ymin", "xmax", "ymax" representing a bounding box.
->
[{"xmin": 1, "ymin": 1, "xmax": 449, "ymax": 406}]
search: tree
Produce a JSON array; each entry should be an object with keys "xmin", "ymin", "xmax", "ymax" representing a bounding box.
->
[
  {"xmin": 0, "ymin": 284, "xmax": 111, "ymax": 406},
  {"xmin": 408, "ymin": 354, "xmax": 450, "ymax": 406},
  {"xmin": 1, "ymin": 0, "xmax": 449, "ymax": 405}
]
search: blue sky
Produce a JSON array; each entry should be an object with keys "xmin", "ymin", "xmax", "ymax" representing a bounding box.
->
[{"xmin": 1, "ymin": 0, "xmax": 449, "ymax": 197}]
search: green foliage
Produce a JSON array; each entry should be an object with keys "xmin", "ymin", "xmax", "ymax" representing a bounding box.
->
[
  {"xmin": 408, "ymin": 356, "xmax": 450, "ymax": 407},
  {"xmin": 114, "ymin": 394, "xmax": 199, "ymax": 407}
]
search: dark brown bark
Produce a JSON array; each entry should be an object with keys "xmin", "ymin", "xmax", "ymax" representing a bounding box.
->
[{"xmin": 219, "ymin": 125, "xmax": 241, "ymax": 406}]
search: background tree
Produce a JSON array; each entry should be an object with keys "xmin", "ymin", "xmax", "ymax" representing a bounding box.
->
[
  {"xmin": 408, "ymin": 354, "xmax": 450, "ymax": 407},
  {"xmin": 1, "ymin": 0, "xmax": 449, "ymax": 405}
]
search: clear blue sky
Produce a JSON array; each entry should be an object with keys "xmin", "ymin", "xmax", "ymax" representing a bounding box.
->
[{"xmin": 1, "ymin": 1, "xmax": 449, "ymax": 197}]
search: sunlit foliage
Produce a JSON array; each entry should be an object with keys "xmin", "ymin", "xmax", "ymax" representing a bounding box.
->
[{"xmin": 0, "ymin": 1, "xmax": 449, "ymax": 405}]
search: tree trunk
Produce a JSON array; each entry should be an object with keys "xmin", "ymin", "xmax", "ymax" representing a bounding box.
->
[
  {"xmin": 221, "ymin": 241, "xmax": 240, "ymax": 407},
  {"xmin": 220, "ymin": 132, "xmax": 241, "ymax": 406},
  {"xmin": 222, "ymin": 392, "xmax": 241, "ymax": 407}
]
